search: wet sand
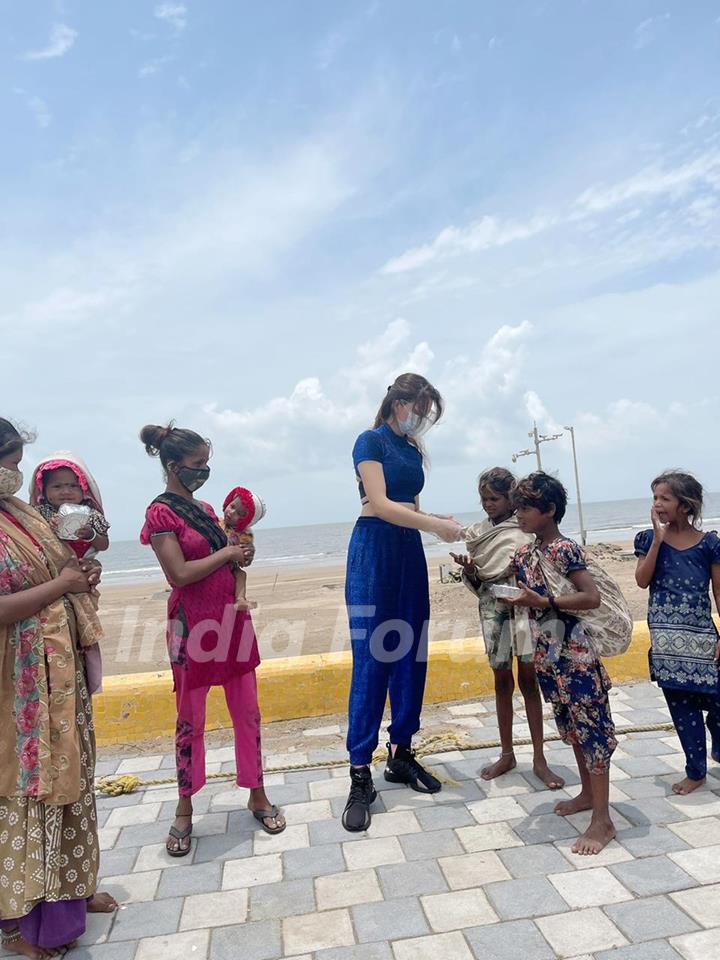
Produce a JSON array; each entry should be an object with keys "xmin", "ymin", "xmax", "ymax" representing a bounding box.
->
[{"xmin": 97, "ymin": 542, "xmax": 647, "ymax": 676}]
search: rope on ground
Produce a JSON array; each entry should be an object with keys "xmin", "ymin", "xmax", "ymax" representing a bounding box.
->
[{"xmin": 95, "ymin": 721, "xmax": 675, "ymax": 795}]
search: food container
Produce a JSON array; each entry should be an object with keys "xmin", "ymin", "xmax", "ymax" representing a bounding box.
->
[
  {"xmin": 56, "ymin": 503, "xmax": 91, "ymax": 540},
  {"xmin": 490, "ymin": 584, "xmax": 523, "ymax": 600}
]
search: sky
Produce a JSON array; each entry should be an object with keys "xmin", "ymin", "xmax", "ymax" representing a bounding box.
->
[{"xmin": 2, "ymin": 1, "xmax": 720, "ymax": 540}]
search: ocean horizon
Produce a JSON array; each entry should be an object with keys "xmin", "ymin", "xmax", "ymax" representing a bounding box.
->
[{"xmin": 101, "ymin": 492, "xmax": 720, "ymax": 586}]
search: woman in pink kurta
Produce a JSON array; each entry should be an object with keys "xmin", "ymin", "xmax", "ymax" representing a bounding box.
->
[{"xmin": 139, "ymin": 423, "xmax": 285, "ymax": 855}]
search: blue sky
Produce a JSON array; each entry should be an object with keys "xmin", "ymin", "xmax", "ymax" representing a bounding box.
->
[{"xmin": 3, "ymin": 1, "xmax": 720, "ymax": 539}]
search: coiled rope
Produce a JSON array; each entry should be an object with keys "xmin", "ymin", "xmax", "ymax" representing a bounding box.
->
[{"xmin": 96, "ymin": 721, "xmax": 675, "ymax": 795}]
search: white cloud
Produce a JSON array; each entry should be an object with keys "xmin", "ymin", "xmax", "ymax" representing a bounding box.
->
[
  {"xmin": 381, "ymin": 214, "xmax": 555, "ymax": 274},
  {"xmin": 13, "ymin": 88, "xmax": 51, "ymax": 128},
  {"xmin": 154, "ymin": 3, "xmax": 187, "ymax": 32},
  {"xmin": 138, "ymin": 56, "xmax": 173, "ymax": 79},
  {"xmin": 575, "ymin": 151, "xmax": 720, "ymax": 214},
  {"xmin": 21, "ymin": 23, "xmax": 77, "ymax": 60},
  {"xmin": 634, "ymin": 13, "xmax": 670, "ymax": 50}
]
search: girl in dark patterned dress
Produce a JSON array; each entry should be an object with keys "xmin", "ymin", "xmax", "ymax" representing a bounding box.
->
[
  {"xmin": 507, "ymin": 473, "xmax": 617, "ymax": 856},
  {"xmin": 635, "ymin": 470, "xmax": 720, "ymax": 795}
]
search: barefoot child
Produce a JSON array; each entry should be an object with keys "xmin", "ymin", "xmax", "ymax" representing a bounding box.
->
[
  {"xmin": 507, "ymin": 472, "xmax": 617, "ymax": 856},
  {"xmin": 451, "ymin": 467, "xmax": 564, "ymax": 790},
  {"xmin": 222, "ymin": 487, "xmax": 266, "ymax": 611},
  {"xmin": 635, "ymin": 470, "xmax": 720, "ymax": 795}
]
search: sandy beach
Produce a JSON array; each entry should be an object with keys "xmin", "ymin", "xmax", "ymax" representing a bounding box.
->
[{"xmin": 97, "ymin": 542, "xmax": 647, "ymax": 676}]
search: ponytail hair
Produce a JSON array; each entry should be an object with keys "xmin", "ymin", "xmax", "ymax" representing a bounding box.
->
[
  {"xmin": 372, "ymin": 373, "xmax": 443, "ymax": 429},
  {"xmin": 139, "ymin": 422, "xmax": 211, "ymax": 470}
]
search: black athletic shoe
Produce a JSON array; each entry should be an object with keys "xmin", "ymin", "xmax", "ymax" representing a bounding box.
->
[
  {"xmin": 384, "ymin": 743, "xmax": 442, "ymax": 794},
  {"xmin": 342, "ymin": 765, "xmax": 377, "ymax": 832}
]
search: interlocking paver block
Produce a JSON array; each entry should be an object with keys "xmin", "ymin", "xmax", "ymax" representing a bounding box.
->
[
  {"xmin": 670, "ymin": 883, "xmax": 720, "ymax": 928},
  {"xmin": 606, "ymin": 895, "xmax": 700, "ymax": 943},
  {"xmin": 284, "ymin": 842, "xmax": 346, "ymax": 879},
  {"xmin": 179, "ymin": 889, "xmax": 249, "ymax": 930},
  {"xmin": 498, "ymin": 843, "xmax": 569, "ymax": 878},
  {"xmin": 315, "ymin": 869, "xmax": 383, "ymax": 911},
  {"xmin": 352, "ymin": 896, "xmax": 429, "ymax": 943},
  {"xmin": 549, "ymin": 866, "xmax": 633, "ymax": 908},
  {"xmin": 421, "ymin": 888, "xmax": 498, "ymax": 932},
  {"xmin": 391, "ymin": 931, "xmax": 473, "ymax": 960},
  {"xmin": 537, "ymin": 906, "xmax": 628, "ymax": 955},
  {"xmin": 464, "ymin": 918, "xmax": 555, "ymax": 960},
  {"xmin": 283, "ymin": 908, "xmax": 355, "ymax": 954},
  {"xmin": 377, "ymin": 860, "xmax": 448, "ymax": 898},
  {"xmin": 485, "ymin": 875, "xmax": 569, "ymax": 920},
  {"xmin": 108, "ymin": 897, "xmax": 183, "ymax": 942},
  {"xmin": 135, "ymin": 929, "xmax": 210, "ymax": 960},
  {"xmin": 438, "ymin": 851, "xmax": 510, "ymax": 890},
  {"xmin": 249, "ymin": 878, "xmax": 316, "ymax": 920},
  {"xmin": 211, "ymin": 919, "xmax": 282, "ymax": 960},
  {"xmin": 610, "ymin": 855, "xmax": 696, "ymax": 896},
  {"xmin": 344, "ymin": 837, "xmax": 405, "ymax": 871},
  {"xmin": 398, "ymin": 828, "xmax": 463, "ymax": 861}
]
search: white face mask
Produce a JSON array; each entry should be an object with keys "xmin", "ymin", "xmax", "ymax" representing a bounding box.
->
[
  {"xmin": 0, "ymin": 467, "xmax": 23, "ymax": 499},
  {"xmin": 397, "ymin": 410, "xmax": 435, "ymax": 439}
]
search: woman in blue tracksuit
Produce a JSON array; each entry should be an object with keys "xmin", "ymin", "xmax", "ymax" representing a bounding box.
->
[{"xmin": 342, "ymin": 373, "xmax": 463, "ymax": 831}]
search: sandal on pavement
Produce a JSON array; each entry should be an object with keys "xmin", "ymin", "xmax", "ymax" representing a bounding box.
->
[
  {"xmin": 166, "ymin": 809, "xmax": 193, "ymax": 858},
  {"xmin": 252, "ymin": 805, "xmax": 286, "ymax": 835}
]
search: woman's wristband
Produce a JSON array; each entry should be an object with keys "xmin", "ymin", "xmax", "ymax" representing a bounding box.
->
[{"xmin": 546, "ymin": 594, "xmax": 560, "ymax": 614}]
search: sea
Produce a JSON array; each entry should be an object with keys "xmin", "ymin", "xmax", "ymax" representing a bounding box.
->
[{"xmin": 102, "ymin": 493, "xmax": 720, "ymax": 586}]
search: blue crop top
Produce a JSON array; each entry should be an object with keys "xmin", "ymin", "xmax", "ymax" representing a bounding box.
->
[{"xmin": 352, "ymin": 423, "xmax": 425, "ymax": 503}]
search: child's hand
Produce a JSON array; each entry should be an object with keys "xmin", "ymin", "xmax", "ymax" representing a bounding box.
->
[
  {"xmin": 450, "ymin": 552, "xmax": 478, "ymax": 577},
  {"xmin": 651, "ymin": 506, "xmax": 668, "ymax": 543},
  {"xmin": 235, "ymin": 599, "xmax": 258, "ymax": 612},
  {"xmin": 504, "ymin": 584, "xmax": 547, "ymax": 609},
  {"xmin": 76, "ymin": 525, "xmax": 94, "ymax": 540}
]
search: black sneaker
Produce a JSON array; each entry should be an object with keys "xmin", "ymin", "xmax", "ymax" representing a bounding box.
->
[
  {"xmin": 384, "ymin": 743, "xmax": 442, "ymax": 794},
  {"xmin": 341, "ymin": 765, "xmax": 377, "ymax": 832}
]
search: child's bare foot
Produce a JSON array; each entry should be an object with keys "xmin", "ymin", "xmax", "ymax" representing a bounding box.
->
[
  {"xmin": 554, "ymin": 791, "xmax": 593, "ymax": 816},
  {"xmin": 235, "ymin": 599, "xmax": 257, "ymax": 611},
  {"xmin": 571, "ymin": 817, "xmax": 616, "ymax": 855},
  {"xmin": 481, "ymin": 753, "xmax": 517, "ymax": 780},
  {"xmin": 532, "ymin": 760, "xmax": 565, "ymax": 790},
  {"xmin": 672, "ymin": 776, "xmax": 706, "ymax": 795},
  {"xmin": 1, "ymin": 929, "xmax": 60, "ymax": 958},
  {"xmin": 88, "ymin": 892, "xmax": 118, "ymax": 912}
]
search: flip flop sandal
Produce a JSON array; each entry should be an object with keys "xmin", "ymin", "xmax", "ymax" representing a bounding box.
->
[
  {"xmin": 166, "ymin": 821, "xmax": 193, "ymax": 858},
  {"xmin": 252, "ymin": 805, "xmax": 286, "ymax": 835}
]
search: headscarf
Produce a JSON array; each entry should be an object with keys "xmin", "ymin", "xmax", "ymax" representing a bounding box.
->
[
  {"xmin": 222, "ymin": 486, "xmax": 266, "ymax": 533},
  {"xmin": 0, "ymin": 497, "xmax": 103, "ymax": 803},
  {"xmin": 29, "ymin": 450, "xmax": 104, "ymax": 513}
]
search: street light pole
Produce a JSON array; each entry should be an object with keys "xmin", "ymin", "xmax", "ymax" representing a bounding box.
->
[
  {"xmin": 531, "ymin": 422, "xmax": 543, "ymax": 470},
  {"xmin": 564, "ymin": 425, "xmax": 586, "ymax": 546}
]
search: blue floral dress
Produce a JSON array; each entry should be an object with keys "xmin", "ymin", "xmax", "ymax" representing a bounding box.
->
[
  {"xmin": 513, "ymin": 537, "xmax": 617, "ymax": 775},
  {"xmin": 634, "ymin": 530, "xmax": 720, "ymax": 694}
]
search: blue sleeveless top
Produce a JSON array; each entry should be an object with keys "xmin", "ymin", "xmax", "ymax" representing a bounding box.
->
[{"xmin": 352, "ymin": 423, "xmax": 424, "ymax": 503}]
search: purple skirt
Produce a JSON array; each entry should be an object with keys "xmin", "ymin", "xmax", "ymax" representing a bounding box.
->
[{"xmin": 1, "ymin": 898, "xmax": 88, "ymax": 949}]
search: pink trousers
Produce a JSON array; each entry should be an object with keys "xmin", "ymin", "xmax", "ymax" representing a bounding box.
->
[{"xmin": 173, "ymin": 667, "xmax": 264, "ymax": 797}]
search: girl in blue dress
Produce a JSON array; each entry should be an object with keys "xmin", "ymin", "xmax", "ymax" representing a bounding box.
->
[
  {"xmin": 635, "ymin": 470, "xmax": 720, "ymax": 795},
  {"xmin": 342, "ymin": 374, "xmax": 463, "ymax": 831}
]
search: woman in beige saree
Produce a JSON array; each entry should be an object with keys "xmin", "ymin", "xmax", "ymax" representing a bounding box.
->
[{"xmin": 0, "ymin": 420, "xmax": 116, "ymax": 959}]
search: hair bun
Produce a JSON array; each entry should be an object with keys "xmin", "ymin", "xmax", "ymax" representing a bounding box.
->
[{"xmin": 139, "ymin": 422, "xmax": 175, "ymax": 457}]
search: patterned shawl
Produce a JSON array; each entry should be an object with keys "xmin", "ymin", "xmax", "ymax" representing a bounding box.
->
[
  {"xmin": 461, "ymin": 516, "xmax": 535, "ymax": 659},
  {"xmin": 0, "ymin": 497, "xmax": 102, "ymax": 803}
]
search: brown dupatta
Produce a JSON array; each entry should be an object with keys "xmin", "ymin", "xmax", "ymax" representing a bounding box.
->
[{"xmin": 0, "ymin": 497, "xmax": 102, "ymax": 804}]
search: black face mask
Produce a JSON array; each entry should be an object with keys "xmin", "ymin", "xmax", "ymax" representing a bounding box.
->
[{"xmin": 175, "ymin": 465, "xmax": 210, "ymax": 492}]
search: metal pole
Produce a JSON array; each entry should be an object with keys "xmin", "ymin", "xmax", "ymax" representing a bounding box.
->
[
  {"xmin": 565, "ymin": 425, "xmax": 586, "ymax": 546},
  {"xmin": 531, "ymin": 422, "xmax": 543, "ymax": 470}
]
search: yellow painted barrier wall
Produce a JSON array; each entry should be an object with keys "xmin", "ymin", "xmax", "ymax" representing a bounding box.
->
[{"xmin": 92, "ymin": 621, "xmax": 671, "ymax": 746}]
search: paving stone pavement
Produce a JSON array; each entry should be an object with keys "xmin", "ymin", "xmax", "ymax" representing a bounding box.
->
[{"xmin": 44, "ymin": 682, "xmax": 720, "ymax": 959}]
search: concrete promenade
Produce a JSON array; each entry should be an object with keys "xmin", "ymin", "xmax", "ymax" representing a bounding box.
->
[{"xmin": 54, "ymin": 681, "xmax": 720, "ymax": 960}]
